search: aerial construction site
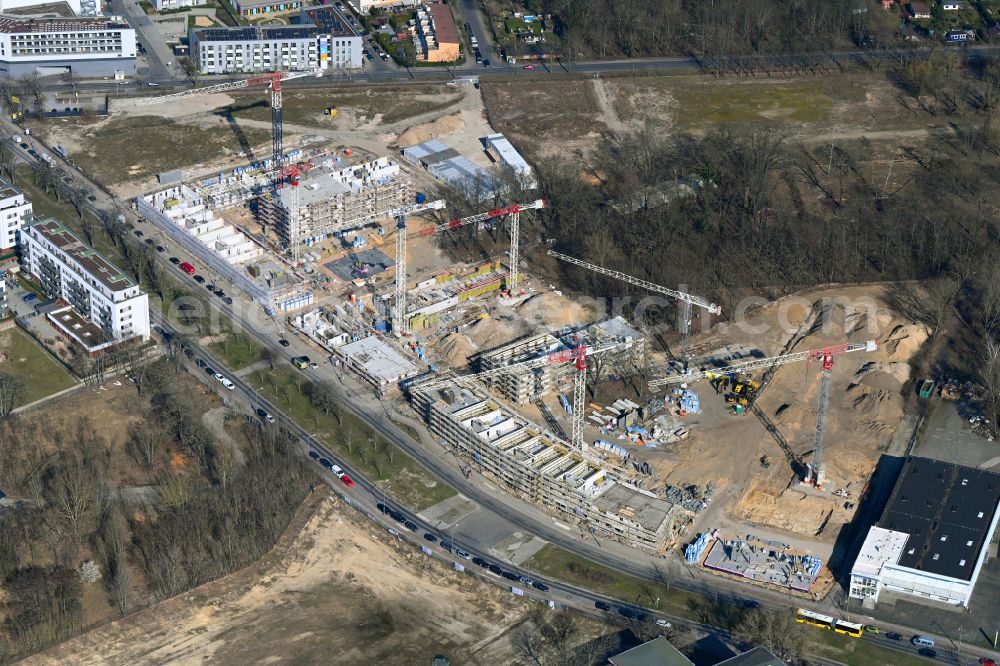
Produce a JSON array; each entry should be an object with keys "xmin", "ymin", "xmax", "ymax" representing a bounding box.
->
[{"xmin": 69, "ymin": 73, "xmax": 931, "ymax": 600}]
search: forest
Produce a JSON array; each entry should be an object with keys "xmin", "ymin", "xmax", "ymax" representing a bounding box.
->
[
  {"xmin": 530, "ymin": 0, "xmax": 900, "ymax": 60},
  {"xmin": 0, "ymin": 358, "xmax": 314, "ymax": 662}
]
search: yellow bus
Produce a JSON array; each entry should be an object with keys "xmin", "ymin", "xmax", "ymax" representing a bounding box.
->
[
  {"xmin": 795, "ymin": 609, "xmax": 863, "ymax": 638},
  {"xmin": 833, "ymin": 619, "xmax": 864, "ymax": 638}
]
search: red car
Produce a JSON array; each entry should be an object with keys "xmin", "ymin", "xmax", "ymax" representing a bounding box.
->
[
  {"xmin": 522, "ymin": 65, "xmax": 535, "ymax": 70},
  {"xmin": 980, "ymin": 659, "xmax": 997, "ymax": 666},
  {"xmin": 179, "ymin": 261, "xmax": 196, "ymax": 275},
  {"xmin": 340, "ymin": 474, "xmax": 355, "ymax": 487}
]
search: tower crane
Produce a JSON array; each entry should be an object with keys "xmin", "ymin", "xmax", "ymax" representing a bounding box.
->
[
  {"xmin": 414, "ymin": 339, "xmax": 628, "ymax": 451},
  {"xmin": 546, "ymin": 250, "xmax": 721, "ymax": 368},
  {"xmin": 421, "ymin": 199, "xmax": 544, "ymax": 294},
  {"xmin": 390, "ymin": 199, "xmax": 544, "ymax": 336},
  {"xmin": 649, "ymin": 339, "xmax": 877, "ymax": 489},
  {"xmin": 133, "ymin": 71, "xmax": 315, "ymax": 188}
]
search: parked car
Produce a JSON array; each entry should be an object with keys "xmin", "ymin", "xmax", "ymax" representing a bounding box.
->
[
  {"xmin": 214, "ymin": 373, "xmax": 235, "ymax": 390},
  {"xmin": 308, "ymin": 361, "xmax": 318, "ymax": 369},
  {"xmin": 455, "ymin": 548, "xmax": 472, "ymax": 560},
  {"xmin": 483, "ymin": 59, "xmax": 490, "ymax": 67},
  {"xmin": 213, "ymin": 290, "xmax": 225, "ymax": 298},
  {"xmin": 487, "ymin": 564, "xmax": 503, "ymax": 575},
  {"xmin": 886, "ymin": 632, "xmax": 902, "ymax": 641},
  {"xmin": 319, "ymin": 457, "xmax": 332, "ymax": 468},
  {"xmin": 864, "ymin": 625, "xmax": 879, "ymax": 634},
  {"xmin": 595, "ymin": 600, "xmax": 611, "ymax": 611},
  {"xmin": 20, "ymin": 293, "xmax": 36, "ymax": 303},
  {"xmin": 292, "ymin": 356, "xmax": 309, "ymax": 369},
  {"xmin": 502, "ymin": 571, "xmax": 519, "ymax": 582},
  {"xmin": 193, "ymin": 275, "xmax": 205, "ymax": 284},
  {"xmin": 472, "ymin": 556, "xmax": 488, "ymax": 568},
  {"xmin": 440, "ymin": 540, "xmax": 453, "ymax": 552},
  {"xmin": 522, "ymin": 64, "xmax": 535, "ymax": 70},
  {"xmin": 179, "ymin": 261, "xmax": 196, "ymax": 275},
  {"xmin": 308, "ymin": 450, "xmax": 319, "ymax": 460},
  {"xmin": 203, "ymin": 366, "xmax": 216, "ymax": 375},
  {"xmin": 979, "ymin": 658, "xmax": 997, "ymax": 666},
  {"xmin": 656, "ymin": 619, "xmax": 672, "ymax": 628},
  {"xmin": 423, "ymin": 532, "xmax": 438, "ymax": 543},
  {"xmin": 169, "ymin": 256, "xmax": 180, "ymax": 264},
  {"xmin": 134, "ymin": 229, "xmax": 144, "ymax": 237},
  {"xmin": 223, "ymin": 296, "xmax": 233, "ymax": 305},
  {"xmin": 743, "ymin": 599, "xmax": 761, "ymax": 609},
  {"xmin": 256, "ymin": 407, "xmax": 275, "ymax": 423},
  {"xmin": 404, "ymin": 520, "xmax": 417, "ymax": 532},
  {"xmin": 205, "ymin": 283, "xmax": 215, "ymax": 291},
  {"xmin": 155, "ymin": 245, "xmax": 166, "ymax": 253},
  {"xmin": 340, "ymin": 474, "xmax": 355, "ymax": 487},
  {"xmin": 531, "ymin": 581, "xmax": 549, "ymax": 592},
  {"xmin": 278, "ymin": 339, "xmax": 290, "ymax": 347}
]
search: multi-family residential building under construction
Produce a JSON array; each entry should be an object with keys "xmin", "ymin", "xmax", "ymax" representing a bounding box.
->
[{"xmin": 411, "ymin": 382, "xmax": 680, "ymax": 552}]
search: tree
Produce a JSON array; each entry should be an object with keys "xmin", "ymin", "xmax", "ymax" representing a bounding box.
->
[
  {"xmin": 0, "ymin": 136, "xmax": 17, "ymax": 183},
  {"xmin": 733, "ymin": 609, "xmax": 807, "ymax": 662},
  {"xmin": 307, "ymin": 380, "xmax": 341, "ymax": 423},
  {"xmin": 0, "ymin": 372, "xmax": 25, "ymax": 416},
  {"xmin": 126, "ymin": 421, "xmax": 163, "ymax": 470}
]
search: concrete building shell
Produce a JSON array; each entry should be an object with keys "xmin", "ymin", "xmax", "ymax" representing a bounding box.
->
[{"xmin": 413, "ymin": 385, "xmax": 675, "ymax": 551}]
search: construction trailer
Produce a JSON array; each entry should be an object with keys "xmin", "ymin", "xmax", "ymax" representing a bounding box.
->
[
  {"xmin": 476, "ymin": 316, "xmax": 646, "ymax": 406},
  {"xmin": 412, "ymin": 384, "xmax": 678, "ymax": 551}
]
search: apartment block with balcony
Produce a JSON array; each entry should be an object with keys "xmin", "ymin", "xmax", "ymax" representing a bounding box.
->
[
  {"xmin": 0, "ymin": 16, "xmax": 136, "ymax": 77},
  {"xmin": 0, "ymin": 179, "xmax": 30, "ymax": 252},
  {"xmin": 20, "ymin": 218, "xmax": 149, "ymax": 352},
  {"xmin": 190, "ymin": 7, "xmax": 360, "ymax": 74}
]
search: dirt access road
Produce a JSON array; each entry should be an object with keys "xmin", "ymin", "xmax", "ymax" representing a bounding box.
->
[{"xmin": 24, "ymin": 493, "xmax": 533, "ymax": 666}]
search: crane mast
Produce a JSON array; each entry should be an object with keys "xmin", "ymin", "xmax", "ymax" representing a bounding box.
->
[{"xmin": 805, "ymin": 351, "xmax": 834, "ymax": 490}]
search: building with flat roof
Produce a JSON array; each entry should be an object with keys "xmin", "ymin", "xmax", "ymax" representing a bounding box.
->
[
  {"xmin": 20, "ymin": 218, "xmax": 149, "ymax": 346},
  {"xmin": 716, "ymin": 647, "xmax": 786, "ymax": 666},
  {"xmin": 483, "ymin": 133, "xmax": 535, "ymax": 187},
  {"xmin": 413, "ymin": 3, "xmax": 459, "ymax": 62},
  {"xmin": 0, "ymin": 15, "xmax": 136, "ymax": 77},
  {"xmin": 477, "ymin": 316, "xmax": 645, "ymax": 406},
  {"xmin": 337, "ymin": 335, "xmax": 421, "ymax": 391},
  {"xmin": 849, "ymin": 457, "xmax": 1000, "ymax": 608},
  {"xmin": 226, "ymin": 0, "xmax": 301, "ymax": 19},
  {"xmin": 0, "ymin": 179, "xmax": 30, "ymax": 252},
  {"xmin": 411, "ymin": 384, "xmax": 678, "ymax": 551},
  {"xmin": 190, "ymin": 7, "xmax": 360, "ymax": 74},
  {"xmin": 263, "ymin": 156, "xmax": 412, "ymax": 248}
]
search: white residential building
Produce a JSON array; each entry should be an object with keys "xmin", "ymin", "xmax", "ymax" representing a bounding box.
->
[
  {"xmin": 152, "ymin": 0, "xmax": 196, "ymax": 10},
  {"xmin": 849, "ymin": 457, "xmax": 1000, "ymax": 608},
  {"xmin": 20, "ymin": 218, "xmax": 150, "ymax": 349},
  {"xmin": 189, "ymin": 7, "xmax": 360, "ymax": 74},
  {"xmin": 0, "ymin": 180, "xmax": 30, "ymax": 251},
  {"xmin": 0, "ymin": 0, "xmax": 81, "ymax": 14},
  {"xmin": 0, "ymin": 16, "xmax": 136, "ymax": 78}
]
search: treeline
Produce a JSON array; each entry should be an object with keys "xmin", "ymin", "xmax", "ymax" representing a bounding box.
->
[
  {"xmin": 536, "ymin": 0, "xmax": 892, "ymax": 60},
  {"xmin": 0, "ymin": 359, "xmax": 313, "ymax": 661}
]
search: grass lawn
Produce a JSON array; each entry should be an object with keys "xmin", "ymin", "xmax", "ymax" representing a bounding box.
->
[
  {"xmin": 249, "ymin": 366, "xmax": 455, "ymax": 510},
  {"xmin": 70, "ymin": 116, "xmax": 270, "ymax": 186},
  {"xmin": 672, "ymin": 80, "xmax": 836, "ymax": 127},
  {"xmin": 811, "ymin": 630, "xmax": 930, "ymax": 666},
  {"xmin": 524, "ymin": 544, "xmax": 706, "ymax": 622},
  {"xmin": 207, "ymin": 330, "xmax": 265, "ymax": 370},
  {"xmin": 223, "ymin": 85, "xmax": 465, "ymax": 128},
  {"xmin": 0, "ymin": 329, "xmax": 77, "ymax": 405}
]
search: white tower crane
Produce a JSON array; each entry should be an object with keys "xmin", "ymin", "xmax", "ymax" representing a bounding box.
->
[
  {"xmin": 415, "ymin": 340, "xmax": 628, "ymax": 451},
  {"xmin": 546, "ymin": 250, "xmax": 721, "ymax": 367},
  {"xmin": 391, "ymin": 199, "xmax": 544, "ymax": 335},
  {"xmin": 650, "ymin": 340, "xmax": 877, "ymax": 488}
]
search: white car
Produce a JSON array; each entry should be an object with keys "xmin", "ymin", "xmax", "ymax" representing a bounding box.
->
[
  {"xmin": 330, "ymin": 464, "xmax": 345, "ymax": 478},
  {"xmin": 655, "ymin": 619, "xmax": 672, "ymax": 628},
  {"xmin": 214, "ymin": 373, "xmax": 236, "ymax": 390}
]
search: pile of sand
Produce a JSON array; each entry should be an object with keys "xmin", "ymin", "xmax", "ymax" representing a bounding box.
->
[
  {"xmin": 397, "ymin": 113, "xmax": 465, "ymax": 148},
  {"xmin": 467, "ymin": 316, "xmax": 522, "ymax": 349},
  {"xmin": 517, "ymin": 292, "xmax": 593, "ymax": 327},
  {"xmin": 882, "ymin": 323, "xmax": 928, "ymax": 359},
  {"xmin": 438, "ymin": 333, "xmax": 476, "ymax": 368},
  {"xmin": 731, "ymin": 481, "xmax": 848, "ymax": 538},
  {"xmin": 851, "ymin": 360, "xmax": 911, "ymax": 391}
]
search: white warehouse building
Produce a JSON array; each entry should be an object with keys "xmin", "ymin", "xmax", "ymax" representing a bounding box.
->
[
  {"xmin": 849, "ymin": 457, "xmax": 1000, "ymax": 609},
  {"xmin": 189, "ymin": 7, "xmax": 360, "ymax": 74},
  {"xmin": 0, "ymin": 179, "xmax": 31, "ymax": 251},
  {"xmin": 0, "ymin": 16, "xmax": 136, "ymax": 78},
  {"xmin": 21, "ymin": 218, "xmax": 149, "ymax": 352}
]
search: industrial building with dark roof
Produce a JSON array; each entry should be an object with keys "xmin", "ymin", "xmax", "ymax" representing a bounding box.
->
[{"xmin": 849, "ymin": 456, "xmax": 1000, "ymax": 608}]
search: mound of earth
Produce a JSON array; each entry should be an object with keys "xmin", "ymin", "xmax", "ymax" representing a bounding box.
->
[
  {"xmin": 882, "ymin": 323, "xmax": 928, "ymax": 359},
  {"xmin": 467, "ymin": 316, "xmax": 523, "ymax": 349},
  {"xmin": 517, "ymin": 292, "xmax": 594, "ymax": 328},
  {"xmin": 438, "ymin": 332, "xmax": 476, "ymax": 367},
  {"xmin": 397, "ymin": 113, "xmax": 465, "ymax": 148}
]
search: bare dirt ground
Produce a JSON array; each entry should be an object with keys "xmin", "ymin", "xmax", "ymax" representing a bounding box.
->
[
  {"xmin": 22, "ymin": 493, "xmax": 584, "ymax": 666},
  {"xmin": 483, "ymin": 71, "xmax": 949, "ymax": 160},
  {"xmin": 634, "ymin": 284, "xmax": 927, "ymax": 544}
]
